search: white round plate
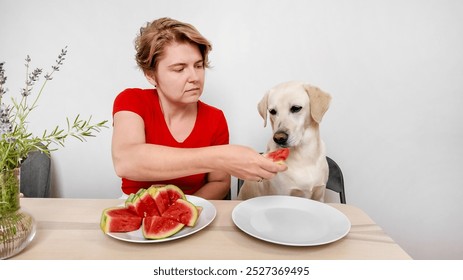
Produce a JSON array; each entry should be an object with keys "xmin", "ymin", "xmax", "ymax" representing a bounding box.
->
[
  {"xmin": 232, "ymin": 195, "xmax": 351, "ymax": 246},
  {"xmin": 107, "ymin": 195, "xmax": 216, "ymax": 243}
]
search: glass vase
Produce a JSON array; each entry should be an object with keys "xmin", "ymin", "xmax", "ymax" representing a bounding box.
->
[{"xmin": 0, "ymin": 168, "xmax": 37, "ymax": 259}]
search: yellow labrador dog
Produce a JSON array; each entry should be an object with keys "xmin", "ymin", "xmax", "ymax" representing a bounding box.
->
[{"xmin": 238, "ymin": 81, "xmax": 331, "ymax": 201}]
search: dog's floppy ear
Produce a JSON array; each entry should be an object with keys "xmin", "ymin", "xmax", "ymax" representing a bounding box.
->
[
  {"xmin": 257, "ymin": 91, "xmax": 269, "ymax": 127},
  {"xmin": 304, "ymin": 85, "xmax": 331, "ymax": 123}
]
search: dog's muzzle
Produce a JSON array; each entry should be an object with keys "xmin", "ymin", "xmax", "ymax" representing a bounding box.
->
[{"xmin": 273, "ymin": 131, "xmax": 288, "ymax": 146}]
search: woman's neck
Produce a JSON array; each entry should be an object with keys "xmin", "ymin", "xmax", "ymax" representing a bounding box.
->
[{"xmin": 158, "ymin": 97, "xmax": 198, "ymax": 143}]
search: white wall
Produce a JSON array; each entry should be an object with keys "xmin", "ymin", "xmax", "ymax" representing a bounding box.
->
[{"xmin": 1, "ymin": 0, "xmax": 462, "ymax": 260}]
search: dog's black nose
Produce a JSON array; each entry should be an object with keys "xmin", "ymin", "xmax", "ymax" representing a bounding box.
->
[{"xmin": 273, "ymin": 131, "xmax": 288, "ymax": 146}]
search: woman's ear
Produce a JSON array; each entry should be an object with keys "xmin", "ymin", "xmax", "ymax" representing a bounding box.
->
[{"xmin": 144, "ymin": 71, "xmax": 157, "ymax": 87}]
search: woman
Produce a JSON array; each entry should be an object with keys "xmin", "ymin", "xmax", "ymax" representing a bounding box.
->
[{"xmin": 112, "ymin": 17, "xmax": 286, "ymax": 199}]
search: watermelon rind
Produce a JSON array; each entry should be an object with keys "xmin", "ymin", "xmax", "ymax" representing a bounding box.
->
[
  {"xmin": 124, "ymin": 193, "xmax": 137, "ymax": 213},
  {"xmin": 163, "ymin": 184, "xmax": 187, "ymax": 202},
  {"xmin": 142, "ymin": 216, "xmax": 185, "ymax": 239},
  {"xmin": 125, "ymin": 191, "xmax": 145, "ymax": 217}
]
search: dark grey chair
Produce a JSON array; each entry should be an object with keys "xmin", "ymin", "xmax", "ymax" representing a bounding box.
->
[
  {"xmin": 326, "ymin": 156, "xmax": 346, "ymax": 204},
  {"xmin": 20, "ymin": 149, "xmax": 51, "ymax": 198},
  {"xmin": 235, "ymin": 156, "xmax": 346, "ymax": 203}
]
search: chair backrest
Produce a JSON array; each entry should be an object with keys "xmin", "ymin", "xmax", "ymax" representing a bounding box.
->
[
  {"xmin": 20, "ymin": 149, "xmax": 51, "ymax": 198},
  {"xmin": 326, "ymin": 156, "xmax": 346, "ymax": 204},
  {"xmin": 235, "ymin": 156, "xmax": 346, "ymax": 203}
]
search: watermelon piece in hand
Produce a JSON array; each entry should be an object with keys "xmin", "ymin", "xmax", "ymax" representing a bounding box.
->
[
  {"xmin": 100, "ymin": 207, "xmax": 143, "ymax": 233},
  {"xmin": 265, "ymin": 148, "xmax": 290, "ymax": 164}
]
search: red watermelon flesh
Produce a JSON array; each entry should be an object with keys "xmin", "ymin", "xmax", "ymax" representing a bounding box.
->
[
  {"xmin": 142, "ymin": 215, "xmax": 185, "ymax": 239},
  {"xmin": 125, "ymin": 190, "xmax": 158, "ymax": 217},
  {"xmin": 151, "ymin": 187, "xmax": 171, "ymax": 215},
  {"xmin": 124, "ymin": 193, "xmax": 137, "ymax": 214},
  {"xmin": 100, "ymin": 207, "xmax": 142, "ymax": 233},
  {"xmin": 164, "ymin": 184, "xmax": 187, "ymax": 204},
  {"xmin": 265, "ymin": 148, "xmax": 290, "ymax": 163},
  {"xmin": 161, "ymin": 199, "xmax": 199, "ymax": 227},
  {"xmin": 138, "ymin": 189, "xmax": 160, "ymax": 217}
]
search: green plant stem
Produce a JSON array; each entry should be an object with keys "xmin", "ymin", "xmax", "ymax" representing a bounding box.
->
[{"xmin": 0, "ymin": 169, "xmax": 20, "ymax": 215}]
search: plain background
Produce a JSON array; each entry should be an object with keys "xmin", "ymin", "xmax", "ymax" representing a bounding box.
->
[{"xmin": 1, "ymin": 0, "xmax": 462, "ymax": 260}]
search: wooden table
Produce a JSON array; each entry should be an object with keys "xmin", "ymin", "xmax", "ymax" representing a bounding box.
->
[{"xmin": 12, "ymin": 198, "xmax": 411, "ymax": 260}]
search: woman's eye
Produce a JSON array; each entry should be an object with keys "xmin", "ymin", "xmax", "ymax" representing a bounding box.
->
[
  {"xmin": 290, "ymin": 106, "xmax": 302, "ymax": 113},
  {"xmin": 269, "ymin": 109, "xmax": 277, "ymax": 115}
]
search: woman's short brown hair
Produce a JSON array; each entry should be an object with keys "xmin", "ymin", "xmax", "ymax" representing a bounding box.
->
[{"xmin": 135, "ymin": 17, "xmax": 212, "ymax": 73}]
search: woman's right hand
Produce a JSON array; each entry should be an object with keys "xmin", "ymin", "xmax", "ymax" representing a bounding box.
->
[{"xmin": 216, "ymin": 144, "xmax": 287, "ymax": 182}]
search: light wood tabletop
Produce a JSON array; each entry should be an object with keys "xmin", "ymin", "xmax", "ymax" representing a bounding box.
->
[{"xmin": 12, "ymin": 198, "xmax": 411, "ymax": 260}]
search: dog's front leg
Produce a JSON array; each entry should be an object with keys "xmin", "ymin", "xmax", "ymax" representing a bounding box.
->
[{"xmin": 289, "ymin": 188, "xmax": 307, "ymax": 198}]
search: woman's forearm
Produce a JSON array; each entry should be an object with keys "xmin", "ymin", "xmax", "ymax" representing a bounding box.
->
[{"xmin": 112, "ymin": 143, "xmax": 226, "ymax": 181}]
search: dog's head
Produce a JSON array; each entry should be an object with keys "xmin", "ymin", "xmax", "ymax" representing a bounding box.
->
[{"xmin": 258, "ymin": 81, "xmax": 331, "ymax": 148}]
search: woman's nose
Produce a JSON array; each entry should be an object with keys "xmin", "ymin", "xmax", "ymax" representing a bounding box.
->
[{"xmin": 188, "ymin": 66, "xmax": 202, "ymax": 82}]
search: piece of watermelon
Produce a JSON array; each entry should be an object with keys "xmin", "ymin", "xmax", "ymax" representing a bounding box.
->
[
  {"xmin": 103, "ymin": 185, "xmax": 201, "ymax": 239},
  {"xmin": 142, "ymin": 215, "xmax": 185, "ymax": 239},
  {"xmin": 124, "ymin": 190, "xmax": 158, "ymax": 217},
  {"xmin": 100, "ymin": 207, "xmax": 143, "ymax": 233},
  {"xmin": 150, "ymin": 187, "xmax": 169, "ymax": 215},
  {"xmin": 163, "ymin": 184, "xmax": 187, "ymax": 204},
  {"xmin": 161, "ymin": 199, "xmax": 199, "ymax": 227},
  {"xmin": 124, "ymin": 193, "xmax": 137, "ymax": 214},
  {"xmin": 138, "ymin": 188, "xmax": 161, "ymax": 217},
  {"xmin": 265, "ymin": 147, "xmax": 290, "ymax": 163}
]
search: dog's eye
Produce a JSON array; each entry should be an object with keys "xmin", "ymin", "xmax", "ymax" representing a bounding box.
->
[
  {"xmin": 290, "ymin": 106, "xmax": 302, "ymax": 113},
  {"xmin": 269, "ymin": 109, "xmax": 277, "ymax": 115}
]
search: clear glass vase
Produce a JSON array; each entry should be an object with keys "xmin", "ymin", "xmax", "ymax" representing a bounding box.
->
[{"xmin": 0, "ymin": 168, "xmax": 37, "ymax": 259}]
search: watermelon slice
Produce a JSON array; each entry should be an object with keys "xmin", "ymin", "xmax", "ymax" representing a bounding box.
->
[
  {"xmin": 163, "ymin": 184, "xmax": 187, "ymax": 203},
  {"xmin": 265, "ymin": 148, "xmax": 290, "ymax": 163},
  {"xmin": 125, "ymin": 190, "xmax": 159, "ymax": 217},
  {"xmin": 137, "ymin": 188, "xmax": 160, "ymax": 217},
  {"xmin": 102, "ymin": 185, "xmax": 202, "ymax": 239},
  {"xmin": 124, "ymin": 193, "xmax": 137, "ymax": 213},
  {"xmin": 142, "ymin": 215, "xmax": 185, "ymax": 239},
  {"xmin": 100, "ymin": 207, "xmax": 143, "ymax": 233},
  {"xmin": 196, "ymin": 206, "xmax": 203, "ymax": 216},
  {"xmin": 161, "ymin": 199, "xmax": 199, "ymax": 227},
  {"xmin": 151, "ymin": 187, "xmax": 170, "ymax": 215}
]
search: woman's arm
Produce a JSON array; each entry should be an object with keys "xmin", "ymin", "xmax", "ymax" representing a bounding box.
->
[
  {"xmin": 112, "ymin": 111, "xmax": 286, "ymax": 182},
  {"xmin": 194, "ymin": 171, "xmax": 231, "ymax": 200},
  {"xmin": 112, "ymin": 111, "xmax": 213, "ymax": 181}
]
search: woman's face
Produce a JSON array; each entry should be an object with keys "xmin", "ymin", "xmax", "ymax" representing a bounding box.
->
[{"xmin": 147, "ymin": 42, "xmax": 205, "ymax": 106}]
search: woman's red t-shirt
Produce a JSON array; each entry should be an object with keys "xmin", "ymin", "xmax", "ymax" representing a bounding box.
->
[{"xmin": 112, "ymin": 88, "xmax": 229, "ymax": 195}]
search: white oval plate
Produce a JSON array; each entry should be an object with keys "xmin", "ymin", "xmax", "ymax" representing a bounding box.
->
[
  {"xmin": 232, "ymin": 195, "xmax": 351, "ymax": 246},
  {"xmin": 107, "ymin": 195, "xmax": 216, "ymax": 243}
]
